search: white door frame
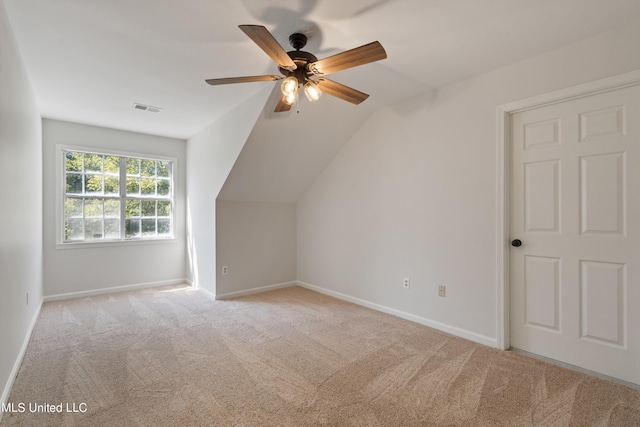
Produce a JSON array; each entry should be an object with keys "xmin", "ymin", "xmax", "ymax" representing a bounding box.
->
[{"xmin": 495, "ymin": 69, "xmax": 640, "ymax": 350}]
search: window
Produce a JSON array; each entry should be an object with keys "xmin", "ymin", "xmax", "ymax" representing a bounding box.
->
[{"xmin": 60, "ymin": 147, "xmax": 174, "ymax": 244}]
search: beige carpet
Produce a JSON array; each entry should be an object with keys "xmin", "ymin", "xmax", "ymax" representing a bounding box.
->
[{"xmin": 2, "ymin": 285, "xmax": 639, "ymax": 426}]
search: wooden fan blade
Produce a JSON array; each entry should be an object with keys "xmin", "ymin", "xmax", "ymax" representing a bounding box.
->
[
  {"xmin": 205, "ymin": 75, "xmax": 282, "ymax": 85},
  {"xmin": 307, "ymin": 41, "xmax": 386, "ymax": 76},
  {"xmin": 315, "ymin": 78, "xmax": 369, "ymax": 105},
  {"xmin": 239, "ymin": 25, "xmax": 297, "ymax": 71},
  {"xmin": 274, "ymin": 94, "xmax": 292, "ymax": 112}
]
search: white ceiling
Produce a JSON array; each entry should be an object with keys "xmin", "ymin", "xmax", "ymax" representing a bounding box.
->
[
  {"xmin": 5, "ymin": 0, "xmax": 640, "ymax": 201},
  {"xmin": 6, "ymin": 0, "xmax": 640, "ymax": 139}
]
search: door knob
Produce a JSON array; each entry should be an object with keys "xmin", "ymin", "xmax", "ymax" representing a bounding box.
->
[{"xmin": 511, "ymin": 239, "xmax": 522, "ymax": 247}]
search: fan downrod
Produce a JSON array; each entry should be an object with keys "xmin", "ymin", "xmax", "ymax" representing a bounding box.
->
[{"xmin": 289, "ymin": 33, "xmax": 307, "ymax": 50}]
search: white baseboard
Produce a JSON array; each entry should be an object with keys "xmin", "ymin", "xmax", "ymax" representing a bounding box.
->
[
  {"xmin": 1, "ymin": 297, "xmax": 43, "ymax": 423},
  {"xmin": 197, "ymin": 286, "xmax": 216, "ymax": 301},
  {"xmin": 297, "ymin": 281, "xmax": 497, "ymax": 348},
  {"xmin": 43, "ymin": 278, "xmax": 190, "ymax": 302},
  {"xmin": 215, "ymin": 281, "xmax": 297, "ymax": 300}
]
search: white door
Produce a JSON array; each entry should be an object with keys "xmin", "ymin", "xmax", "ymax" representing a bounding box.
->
[{"xmin": 510, "ymin": 84, "xmax": 640, "ymax": 385}]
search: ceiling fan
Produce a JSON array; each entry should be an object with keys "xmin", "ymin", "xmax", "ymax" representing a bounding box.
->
[{"xmin": 205, "ymin": 25, "xmax": 387, "ymax": 112}]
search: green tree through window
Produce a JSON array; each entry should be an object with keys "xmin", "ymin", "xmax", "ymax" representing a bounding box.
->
[{"xmin": 63, "ymin": 149, "xmax": 173, "ymax": 243}]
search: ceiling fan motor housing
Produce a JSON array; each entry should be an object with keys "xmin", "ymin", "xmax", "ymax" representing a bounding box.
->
[{"xmin": 279, "ymin": 49, "xmax": 318, "ymax": 83}]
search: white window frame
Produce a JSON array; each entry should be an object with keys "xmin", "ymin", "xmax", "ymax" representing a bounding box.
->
[{"xmin": 56, "ymin": 144, "xmax": 177, "ymax": 249}]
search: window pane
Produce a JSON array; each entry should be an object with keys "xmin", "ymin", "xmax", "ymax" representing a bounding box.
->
[
  {"xmin": 158, "ymin": 219, "xmax": 171, "ymax": 235},
  {"xmin": 85, "ymin": 174, "xmax": 103, "ymax": 194},
  {"xmin": 126, "ymin": 158, "xmax": 140, "ymax": 175},
  {"xmin": 65, "ymin": 198, "xmax": 83, "ymax": 217},
  {"xmin": 157, "ymin": 179, "xmax": 170, "ymax": 197},
  {"xmin": 104, "ymin": 176, "xmax": 119, "ymax": 195},
  {"xmin": 157, "ymin": 161, "xmax": 170, "ymax": 177},
  {"xmin": 104, "ymin": 218, "xmax": 120, "ymax": 239},
  {"xmin": 140, "ymin": 178, "xmax": 155, "ymax": 196},
  {"xmin": 141, "ymin": 219, "xmax": 156, "ymax": 236},
  {"xmin": 126, "ymin": 199, "xmax": 140, "ymax": 217},
  {"xmin": 84, "ymin": 153, "xmax": 102, "ymax": 172},
  {"xmin": 104, "ymin": 199, "xmax": 120, "ymax": 217},
  {"xmin": 65, "ymin": 151, "xmax": 83, "ymax": 172},
  {"xmin": 84, "ymin": 199, "xmax": 103, "ymax": 217},
  {"xmin": 61, "ymin": 149, "xmax": 173, "ymax": 243},
  {"xmin": 141, "ymin": 200, "xmax": 155, "ymax": 216},
  {"xmin": 104, "ymin": 156, "xmax": 119, "ymax": 174},
  {"xmin": 126, "ymin": 177, "xmax": 140, "ymax": 195},
  {"xmin": 66, "ymin": 173, "xmax": 83, "ymax": 194},
  {"xmin": 157, "ymin": 201, "xmax": 170, "ymax": 216},
  {"xmin": 141, "ymin": 159, "xmax": 156, "ymax": 177},
  {"xmin": 85, "ymin": 219, "xmax": 103, "ymax": 240},
  {"xmin": 65, "ymin": 219, "xmax": 83, "ymax": 240},
  {"xmin": 125, "ymin": 219, "xmax": 140, "ymax": 237}
]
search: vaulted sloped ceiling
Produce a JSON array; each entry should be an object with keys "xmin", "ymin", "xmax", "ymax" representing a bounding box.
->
[
  {"xmin": 217, "ymin": 84, "xmax": 376, "ymax": 202},
  {"xmin": 5, "ymin": 0, "xmax": 640, "ymax": 202}
]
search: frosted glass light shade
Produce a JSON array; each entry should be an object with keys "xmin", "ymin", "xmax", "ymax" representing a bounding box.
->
[
  {"xmin": 281, "ymin": 76, "xmax": 299, "ymax": 96},
  {"xmin": 283, "ymin": 91, "xmax": 297, "ymax": 105},
  {"xmin": 303, "ymin": 80, "xmax": 322, "ymax": 102}
]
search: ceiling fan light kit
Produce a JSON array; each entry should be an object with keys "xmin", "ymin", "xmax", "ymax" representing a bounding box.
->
[{"xmin": 205, "ymin": 25, "xmax": 387, "ymax": 112}]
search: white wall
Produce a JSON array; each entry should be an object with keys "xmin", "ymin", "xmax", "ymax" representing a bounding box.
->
[
  {"xmin": 297, "ymin": 20, "xmax": 640, "ymax": 345},
  {"xmin": 42, "ymin": 120, "xmax": 187, "ymax": 297},
  {"xmin": 0, "ymin": 1, "xmax": 43, "ymax": 410},
  {"xmin": 186, "ymin": 86, "xmax": 271, "ymax": 295},
  {"xmin": 217, "ymin": 92, "xmax": 374, "ymax": 203},
  {"xmin": 216, "ymin": 200, "xmax": 296, "ymax": 297}
]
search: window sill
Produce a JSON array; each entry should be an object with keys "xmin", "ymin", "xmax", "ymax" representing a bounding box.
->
[{"xmin": 56, "ymin": 237, "xmax": 176, "ymax": 250}]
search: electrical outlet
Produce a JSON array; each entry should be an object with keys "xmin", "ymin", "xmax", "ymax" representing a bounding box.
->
[
  {"xmin": 403, "ymin": 277, "xmax": 410, "ymax": 289},
  {"xmin": 438, "ymin": 285, "xmax": 446, "ymax": 297},
  {"xmin": 222, "ymin": 266, "xmax": 228, "ymax": 275}
]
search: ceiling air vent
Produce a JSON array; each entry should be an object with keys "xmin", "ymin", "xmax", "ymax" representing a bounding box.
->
[{"xmin": 133, "ymin": 103, "xmax": 162, "ymax": 113}]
